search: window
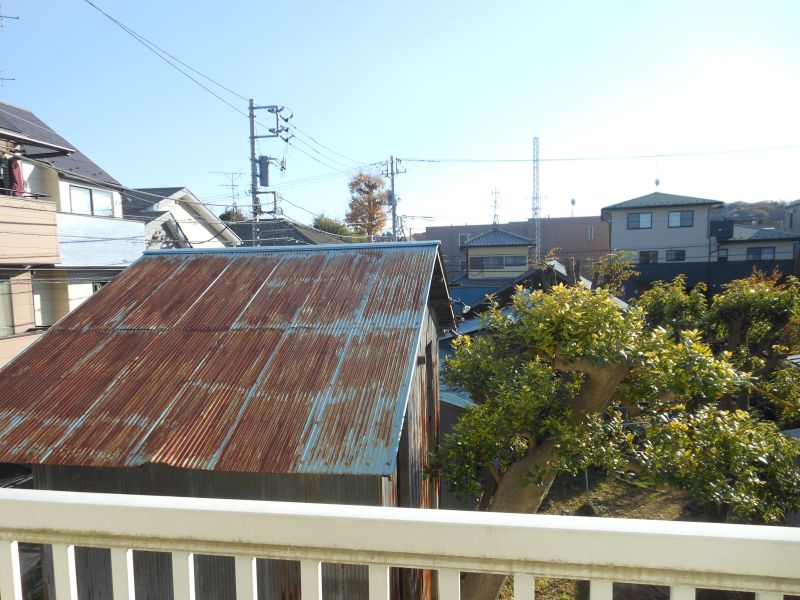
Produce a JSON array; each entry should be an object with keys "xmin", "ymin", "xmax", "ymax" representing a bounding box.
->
[
  {"xmin": 459, "ymin": 259, "xmax": 467, "ymax": 272},
  {"xmin": 587, "ymin": 224, "xmax": 594, "ymax": 240},
  {"xmin": 718, "ymin": 248, "xmax": 728, "ymax": 263},
  {"xmin": 747, "ymin": 247, "xmax": 775, "ymax": 261},
  {"xmin": 469, "ymin": 256, "xmax": 505, "ymax": 270},
  {"xmin": 69, "ymin": 185, "xmax": 114, "ymax": 217},
  {"xmin": 668, "ymin": 210, "xmax": 694, "ymax": 228},
  {"xmin": 0, "ymin": 279, "xmax": 13, "ymax": 337},
  {"xmin": 627, "ymin": 212, "xmax": 651, "ymax": 229},
  {"xmin": 458, "ymin": 233, "xmax": 470, "ymax": 246},
  {"xmin": 639, "ymin": 250, "xmax": 658, "ymax": 264},
  {"xmin": 504, "ymin": 255, "xmax": 526, "ymax": 267},
  {"xmin": 666, "ymin": 249, "xmax": 686, "ymax": 262}
]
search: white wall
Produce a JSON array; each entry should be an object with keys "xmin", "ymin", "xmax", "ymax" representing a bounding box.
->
[
  {"xmin": 722, "ymin": 240, "xmax": 798, "ymax": 261},
  {"xmin": 609, "ymin": 206, "xmax": 714, "ymax": 262}
]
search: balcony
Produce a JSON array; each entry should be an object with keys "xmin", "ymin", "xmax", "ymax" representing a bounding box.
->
[
  {"xmin": 0, "ymin": 488, "xmax": 797, "ymax": 599},
  {"xmin": 0, "ymin": 194, "xmax": 58, "ymax": 265}
]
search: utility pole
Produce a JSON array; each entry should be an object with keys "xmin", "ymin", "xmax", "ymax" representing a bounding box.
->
[
  {"xmin": 532, "ymin": 136, "xmax": 541, "ymax": 262},
  {"xmin": 248, "ymin": 99, "xmax": 289, "ymax": 246},
  {"xmin": 384, "ymin": 156, "xmax": 405, "ymax": 241}
]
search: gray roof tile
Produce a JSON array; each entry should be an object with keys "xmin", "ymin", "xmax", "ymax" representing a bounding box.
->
[
  {"xmin": 726, "ymin": 224, "xmax": 800, "ymax": 242},
  {"xmin": 602, "ymin": 192, "xmax": 725, "ymax": 212},
  {"xmin": 0, "ymin": 102, "xmax": 121, "ymax": 187}
]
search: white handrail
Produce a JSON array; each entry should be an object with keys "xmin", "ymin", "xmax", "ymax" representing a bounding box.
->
[{"xmin": 0, "ymin": 488, "xmax": 797, "ymax": 595}]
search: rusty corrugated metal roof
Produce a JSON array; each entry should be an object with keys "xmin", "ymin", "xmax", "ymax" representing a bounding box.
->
[{"xmin": 0, "ymin": 242, "xmax": 452, "ymax": 475}]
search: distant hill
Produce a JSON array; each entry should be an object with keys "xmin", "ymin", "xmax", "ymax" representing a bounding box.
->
[{"xmin": 712, "ymin": 200, "xmax": 791, "ymax": 223}]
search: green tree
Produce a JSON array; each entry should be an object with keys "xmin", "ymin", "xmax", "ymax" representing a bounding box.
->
[
  {"xmin": 312, "ymin": 214, "xmax": 366, "ymax": 242},
  {"xmin": 345, "ymin": 171, "xmax": 389, "ymax": 237},
  {"xmin": 434, "ymin": 282, "xmax": 800, "ymax": 600},
  {"xmin": 218, "ymin": 205, "xmax": 247, "ymax": 222},
  {"xmin": 635, "ymin": 270, "xmax": 800, "ymax": 424}
]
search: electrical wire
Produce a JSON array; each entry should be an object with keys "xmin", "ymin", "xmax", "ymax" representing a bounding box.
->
[{"xmin": 399, "ymin": 143, "xmax": 800, "ymax": 164}]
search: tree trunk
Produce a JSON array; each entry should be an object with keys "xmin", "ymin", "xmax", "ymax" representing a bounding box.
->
[{"xmin": 460, "ymin": 361, "xmax": 629, "ymax": 600}]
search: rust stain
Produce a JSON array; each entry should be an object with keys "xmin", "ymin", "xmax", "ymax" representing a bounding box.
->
[{"xmin": 0, "ymin": 244, "xmax": 450, "ymax": 475}]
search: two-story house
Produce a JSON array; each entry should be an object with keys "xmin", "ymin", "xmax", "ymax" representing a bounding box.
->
[
  {"xmin": 0, "ymin": 102, "xmax": 146, "ymax": 366},
  {"xmin": 448, "ymin": 226, "xmax": 534, "ymax": 306},
  {"xmin": 602, "ymin": 192, "xmax": 800, "ymax": 296}
]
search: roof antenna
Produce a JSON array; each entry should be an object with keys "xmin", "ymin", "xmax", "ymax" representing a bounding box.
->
[{"xmin": 492, "ymin": 188, "xmax": 500, "ymax": 225}]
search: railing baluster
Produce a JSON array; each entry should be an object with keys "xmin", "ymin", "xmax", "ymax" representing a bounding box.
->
[
  {"xmin": 590, "ymin": 579, "xmax": 613, "ymax": 600},
  {"xmin": 0, "ymin": 540, "xmax": 23, "ymax": 600},
  {"xmin": 438, "ymin": 569, "xmax": 460, "ymax": 600},
  {"xmin": 514, "ymin": 573, "xmax": 536, "ymax": 599},
  {"xmin": 171, "ymin": 551, "xmax": 196, "ymax": 600},
  {"xmin": 300, "ymin": 560, "xmax": 322, "ymax": 600},
  {"xmin": 110, "ymin": 548, "xmax": 135, "ymax": 600},
  {"xmin": 52, "ymin": 543, "xmax": 79, "ymax": 600},
  {"xmin": 671, "ymin": 585, "xmax": 695, "ymax": 600},
  {"xmin": 234, "ymin": 556, "xmax": 257, "ymax": 600},
  {"xmin": 368, "ymin": 565, "xmax": 389, "ymax": 600}
]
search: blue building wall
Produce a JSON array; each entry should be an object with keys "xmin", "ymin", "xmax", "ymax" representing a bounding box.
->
[{"xmin": 57, "ymin": 213, "xmax": 146, "ymax": 267}]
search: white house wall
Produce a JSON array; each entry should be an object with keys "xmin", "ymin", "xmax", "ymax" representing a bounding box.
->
[
  {"xmin": 171, "ymin": 203, "xmax": 227, "ymax": 248},
  {"xmin": 722, "ymin": 240, "xmax": 798, "ymax": 261},
  {"xmin": 20, "ymin": 161, "xmax": 60, "ymax": 199},
  {"xmin": 609, "ymin": 206, "xmax": 714, "ymax": 262}
]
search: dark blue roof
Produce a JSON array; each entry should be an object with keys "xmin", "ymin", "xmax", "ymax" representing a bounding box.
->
[{"xmin": 461, "ymin": 227, "xmax": 533, "ymax": 248}]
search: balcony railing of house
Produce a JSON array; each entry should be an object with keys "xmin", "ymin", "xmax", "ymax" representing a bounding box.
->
[{"xmin": 0, "ymin": 488, "xmax": 798, "ymax": 600}]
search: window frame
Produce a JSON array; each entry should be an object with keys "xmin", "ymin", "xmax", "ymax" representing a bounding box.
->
[
  {"xmin": 69, "ymin": 185, "xmax": 115, "ymax": 217},
  {"xmin": 747, "ymin": 247, "xmax": 775, "ymax": 261},
  {"xmin": 504, "ymin": 255, "xmax": 526, "ymax": 267},
  {"xmin": 458, "ymin": 233, "xmax": 470, "ymax": 246},
  {"xmin": 0, "ymin": 278, "xmax": 13, "ymax": 337},
  {"xmin": 638, "ymin": 250, "xmax": 658, "ymax": 264},
  {"xmin": 668, "ymin": 210, "xmax": 694, "ymax": 228},
  {"xmin": 666, "ymin": 249, "xmax": 686, "ymax": 262},
  {"xmin": 718, "ymin": 248, "xmax": 728, "ymax": 263},
  {"xmin": 627, "ymin": 212, "xmax": 652, "ymax": 230}
]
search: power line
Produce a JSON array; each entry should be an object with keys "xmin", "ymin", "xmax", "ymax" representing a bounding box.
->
[
  {"xmin": 82, "ymin": 0, "xmax": 248, "ymax": 118},
  {"xmin": 399, "ymin": 143, "xmax": 800, "ymax": 165}
]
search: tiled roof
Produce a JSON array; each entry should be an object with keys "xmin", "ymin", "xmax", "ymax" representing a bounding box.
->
[
  {"xmin": 725, "ymin": 224, "xmax": 800, "ymax": 242},
  {"xmin": 0, "ymin": 102, "xmax": 121, "ymax": 187},
  {"xmin": 461, "ymin": 227, "xmax": 533, "ymax": 247},
  {"xmin": 0, "ymin": 243, "xmax": 452, "ymax": 476},
  {"xmin": 602, "ymin": 192, "xmax": 725, "ymax": 212}
]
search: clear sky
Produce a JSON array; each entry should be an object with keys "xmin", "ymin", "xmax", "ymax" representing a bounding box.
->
[{"xmin": 3, "ymin": 1, "xmax": 800, "ymax": 234}]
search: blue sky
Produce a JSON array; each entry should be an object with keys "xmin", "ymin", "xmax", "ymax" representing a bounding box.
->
[{"xmin": 3, "ymin": 1, "xmax": 800, "ymax": 233}]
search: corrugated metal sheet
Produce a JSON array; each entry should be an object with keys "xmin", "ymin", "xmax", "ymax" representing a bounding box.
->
[
  {"xmin": 0, "ymin": 242, "xmax": 451, "ymax": 476},
  {"xmin": 56, "ymin": 212, "xmax": 146, "ymax": 267}
]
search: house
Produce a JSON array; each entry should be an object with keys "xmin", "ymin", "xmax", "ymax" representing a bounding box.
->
[
  {"xmin": 0, "ymin": 241, "xmax": 453, "ymax": 599},
  {"xmin": 785, "ymin": 199, "xmax": 800, "ymax": 233},
  {"xmin": 448, "ymin": 227, "xmax": 534, "ymax": 306},
  {"xmin": 230, "ymin": 217, "xmax": 344, "ymax": 246},
  {"xmin": 122, "ymin": 187, "xmax": 242, "ymax": 248},
  {"xmin": 414, "ymin": 215, "xmax": 608, "ymax": 282},
  {"xmin": 0, "ymin": 102, "xmax": 145, "ymax": 368},
  {"xmin": 601, "ymin": 192, "xmax": 799, "ymax": 296}
]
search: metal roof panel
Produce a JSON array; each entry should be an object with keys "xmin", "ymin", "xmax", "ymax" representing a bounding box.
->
[{"xmin": 0, "ymin": 243, "xmax": 452, "ymax": 476}]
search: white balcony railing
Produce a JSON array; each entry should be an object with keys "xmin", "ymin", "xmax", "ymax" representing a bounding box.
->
[{"xmin": 0, "ymin": 488, "xmax": 798, "ymax": 599}]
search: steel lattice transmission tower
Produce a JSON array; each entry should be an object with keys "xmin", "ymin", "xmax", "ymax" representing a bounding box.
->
[{"xmin": 532, "ymin": 137, "xmax": 541, "ymax": 262}]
